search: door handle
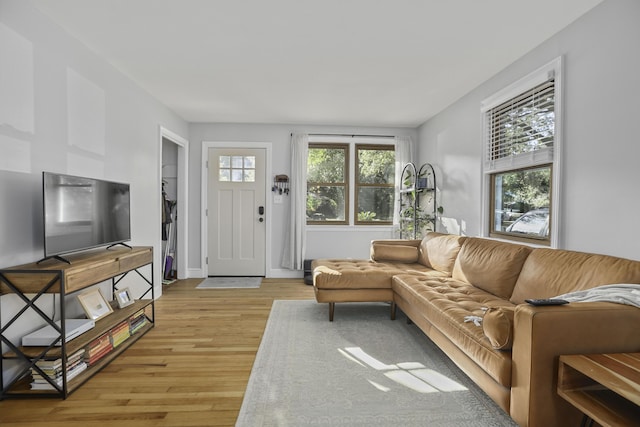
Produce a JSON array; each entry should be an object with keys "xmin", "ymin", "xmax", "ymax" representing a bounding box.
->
[{"xmin": 258, "ymin": 206, "xmax": 264, "ymax": 215}]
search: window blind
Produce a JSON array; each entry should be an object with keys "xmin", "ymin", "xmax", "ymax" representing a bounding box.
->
[{"xmin": 485, "ymin": 80, "xmax": 555, "ymax": 171}]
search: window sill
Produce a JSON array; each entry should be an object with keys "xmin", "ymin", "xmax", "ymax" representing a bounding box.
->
[{"xmin": 487, "ymin": 232, "xmax": 552, "ymax": 248}]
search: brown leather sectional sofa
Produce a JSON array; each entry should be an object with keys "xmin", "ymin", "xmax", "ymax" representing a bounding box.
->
[{"xmin": 312, "ymin": 232, "xmax": 640, "ymax": 427}]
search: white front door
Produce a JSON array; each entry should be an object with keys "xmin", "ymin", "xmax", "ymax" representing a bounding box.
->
[{"xmin": 207, "ymin": 148, "xmax": 266, "ymax": 276}]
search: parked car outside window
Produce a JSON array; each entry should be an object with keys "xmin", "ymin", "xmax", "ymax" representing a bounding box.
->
[{"xmin": 505, "ymin": 208, "xmax": 549, "ymax": 237}]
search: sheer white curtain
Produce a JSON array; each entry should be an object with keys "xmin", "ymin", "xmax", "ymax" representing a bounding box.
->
[
  {"xmin": 281, "ymin": 133, "xmax": 309, "ymax": 270},
  {"xmin": 393, "ymin": 135, "xmax": 416, "ymax": 229}
]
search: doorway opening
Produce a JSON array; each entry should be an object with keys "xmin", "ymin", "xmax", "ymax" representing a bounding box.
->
[{"xmin": 160, "ymin": 127, "xmax": 189, "ymax": 283}]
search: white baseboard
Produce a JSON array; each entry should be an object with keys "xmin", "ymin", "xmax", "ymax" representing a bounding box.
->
[
  {"xmin": 267, "ymin": 268, "xmax": 304, "ymax": 279},
  {"xmin": 186, "ymin": 268, "xmax": 204, "ymax": 279},
  {"xmin": 187, "ymin": 267, "xmax": 302, "ymax": 279}
]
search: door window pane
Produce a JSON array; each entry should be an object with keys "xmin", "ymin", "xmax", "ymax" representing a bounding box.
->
[
  {"xmin": 219, "ymin": 155, "xmax": 256, "ymax": 183},
  {"xmin": 231, "ymin": 169, "xmax": 243, "ymax": 182},
  {"xmin": 244, "ymin": 156, "xmax": 255, "ymax": 168},
  {"xmin": 231, "ymin": 156, "xmax": 243, "ymax": 168}
]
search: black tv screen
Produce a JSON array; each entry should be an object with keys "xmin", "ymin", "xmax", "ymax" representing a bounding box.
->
[{"xmin": 43, "ymin": 172, "xmax": 131, "ymax": 258}]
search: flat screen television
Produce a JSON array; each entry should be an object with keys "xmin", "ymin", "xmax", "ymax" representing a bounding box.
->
[{"xmin": 42, "ymin": 172, "xmax": 131, "ymax": 262}]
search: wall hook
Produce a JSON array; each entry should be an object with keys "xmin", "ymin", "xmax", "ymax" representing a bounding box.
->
[{"xmin": 272, "ymin": 175, "xmax": 290, "ymax": 195}]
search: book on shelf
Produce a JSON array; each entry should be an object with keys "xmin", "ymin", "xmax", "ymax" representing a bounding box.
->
[
  {"xmin": 30, "ymin": 349, "xmax": 88, "ymax": 390},
  {"xmin": 32, "ymin": 357, "xmax": 85, "ymax": 380},
  {"xmin": 30, "ymin": 361, "xmax": 87, "ymax": 390},
  {"xmin": 129, "ymin": 309, "xmax": 148, "ymax": 334},
  {"xmin": 87, "ymin": 333, "xmax": 111, "ymax": 352},
  {"xmin": 111, "ymin": 333, "xmax": 129, "ymax": 348},
  {"xmin": 86, "ymin": 345, "xmax": 113, "ymax": 366},
  {"xmin": 110, "ymin": 320, "xmax": 131, "ymax": 347},
  {"xmin": 131, "ymin": 309, "xmax": 145, "ymax": 319},
  {"xmin": 30, "ymin": 348, "xmax": 86, "ymax": 374},
  {"xmin": 86, "ymin": 349, "xmax": 112, "ymax": 366},
  {"xmin": 130, "ymin": 316, "xmax": 148, "ymax": 334},
  {"xmin": 85, "ymin": 333, "xmax": 113, "ymax": 366},
  {"xmin": 111, "ymin": 320, "xmax": 130, "ymax": 334},
  {"xmin": 31, "ymin": 366, "xmax": 82, "ymax": 383}
]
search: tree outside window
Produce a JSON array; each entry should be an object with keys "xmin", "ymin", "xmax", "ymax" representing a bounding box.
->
[
  {"xmin": 306, "ymin": 143, "xmax": 395, "ymax": 225},
  {"xmin": 356, "ymin": 145, "xmax": 395, "ymax": 224},
  {"xmin": 307, "ymin": 144, "xmax": 348, "ymax": 224}
]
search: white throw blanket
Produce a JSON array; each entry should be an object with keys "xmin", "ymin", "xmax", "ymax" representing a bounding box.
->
[{"xmin": 554, "ymin": 284, "xmax": 640, "ymax": 309}]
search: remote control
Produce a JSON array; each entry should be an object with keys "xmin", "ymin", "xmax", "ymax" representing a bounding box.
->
[{"xmin": 525, "ymin": 298, "xmax": 569, "ymax": 306}]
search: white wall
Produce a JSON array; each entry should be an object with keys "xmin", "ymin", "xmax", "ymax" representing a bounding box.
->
[
  {"xmin": 0, "ymin": 0, "xmax": 188, "ymax": 385},
  {"xmin": 418, "ymin": 0, "xmax": 640, "ymax": 260},
  {"xmin": 188, "ymin": 123, "xmax": 418, "ymax": 277}
]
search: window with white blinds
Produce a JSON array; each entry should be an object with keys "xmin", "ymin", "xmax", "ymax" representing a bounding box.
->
[
  {"xmin": 481, "ymin": 57, "xmax": 562, "ymax": 247},
  {"xmin": 485, "ymin": 79, "xmax": 555, "ymax": 172}
]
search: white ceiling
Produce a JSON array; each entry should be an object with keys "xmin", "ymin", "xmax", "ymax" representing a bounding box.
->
[{"xmin": 32, "ymin": 0, "xmax": 603, "ymax": 127}]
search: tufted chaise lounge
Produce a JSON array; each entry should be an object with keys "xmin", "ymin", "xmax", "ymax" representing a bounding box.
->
[
  {"xmin": 311, "ymin": 231, "xmax": 640, "ymax": 427},
  {"xmin": 312, "ymin": 233, "xmax": 464, "ymax": 321}
]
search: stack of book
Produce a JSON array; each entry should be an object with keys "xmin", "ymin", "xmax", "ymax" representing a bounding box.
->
[
  {"xmin": 110, "ymin": 321, "xmax": 131, "ymax": 347},
  {"xmin": 30, "ymin": 348, "xmax": 87, "ymax": 390},
  {"xmin": 85, "ymin": 333, "xmax": 113, "ymax": 366},
  {"xmin": 129, "ymin": 310, "xmax": 148, "ymax": 335}
]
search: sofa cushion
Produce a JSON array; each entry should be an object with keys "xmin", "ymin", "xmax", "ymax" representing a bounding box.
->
[
  {"xmin": 312, "ymin": 259, "xmax": 438, "ymax": 290},
  {"xmin": 483, "ymin": 306, "xmax": 515, "ymax": 350},
  {"xmin": 452, "ymin": 237, "xmax": 532, "ymax": 299},
  {"xmin": 392, "ymin": 274, "xmax": 514, "ymax": 387},
  {"xmin": 418, "ymin": 232, "xmax": 466, "ymax": 274},
  {"xmin": 370, "ymin": 244, "xmax": 419, "ymax": 263},
  {"xmin": 510, "ymin": 248, "xmax": 640, "ymax": 304}
]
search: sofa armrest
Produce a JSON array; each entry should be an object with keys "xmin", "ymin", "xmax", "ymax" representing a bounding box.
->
[{"xmin": 510, "ymin": 302, "xmax": 640, "ymax": 427}]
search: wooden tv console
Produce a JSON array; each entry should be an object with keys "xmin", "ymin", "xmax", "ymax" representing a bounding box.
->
[{"xmin": 0, "ymin": 246, "xmax": 154, "ymax": 399}]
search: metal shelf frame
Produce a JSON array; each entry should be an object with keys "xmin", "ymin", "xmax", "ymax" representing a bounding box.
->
[{"xmin": 399, "ymin": 162, "xmax": 437, "ymax": 239}]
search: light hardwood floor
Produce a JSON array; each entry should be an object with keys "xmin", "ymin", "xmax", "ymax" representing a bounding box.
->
[{"xmin": 0, "ymin": 278, "xmax": 315, "ymax": 427}]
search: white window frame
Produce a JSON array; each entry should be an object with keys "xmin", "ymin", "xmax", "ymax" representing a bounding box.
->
[
  {"xmin": 307, "ymin": 135, "xmax": 396, "ymax": 229},
  {"xmin": 480, "ymin": 57, "xmax": 563, "ymax": 248}
]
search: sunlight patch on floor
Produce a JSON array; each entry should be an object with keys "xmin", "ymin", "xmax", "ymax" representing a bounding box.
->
[{"xmin": 340, "ymin": 346, "xmax": 467, "ymax": 394}]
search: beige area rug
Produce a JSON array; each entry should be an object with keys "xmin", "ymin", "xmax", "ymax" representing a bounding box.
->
[
  {"xmin": 236, "ymin": 300, "xmax": 518, "ymax": 427},
  {"xmin": 195, "ymin": 277, "xmax": 262, "ymax": 289}
]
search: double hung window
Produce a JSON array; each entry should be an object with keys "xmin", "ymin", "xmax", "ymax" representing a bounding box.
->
[
  {"xmin": 307, "ymin": 144, "xmax": 349, "ymax": 224},
  {"xmin": 307, "ymin": 142, "xmax": 395, "ymax": 225},
  {"xmin": 482, "ymin": 58, "xmax": 562, "ymax": 245},
  {"xmin": 355, "ymin": 145, "xmax": 395, "ymax": 224}
]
